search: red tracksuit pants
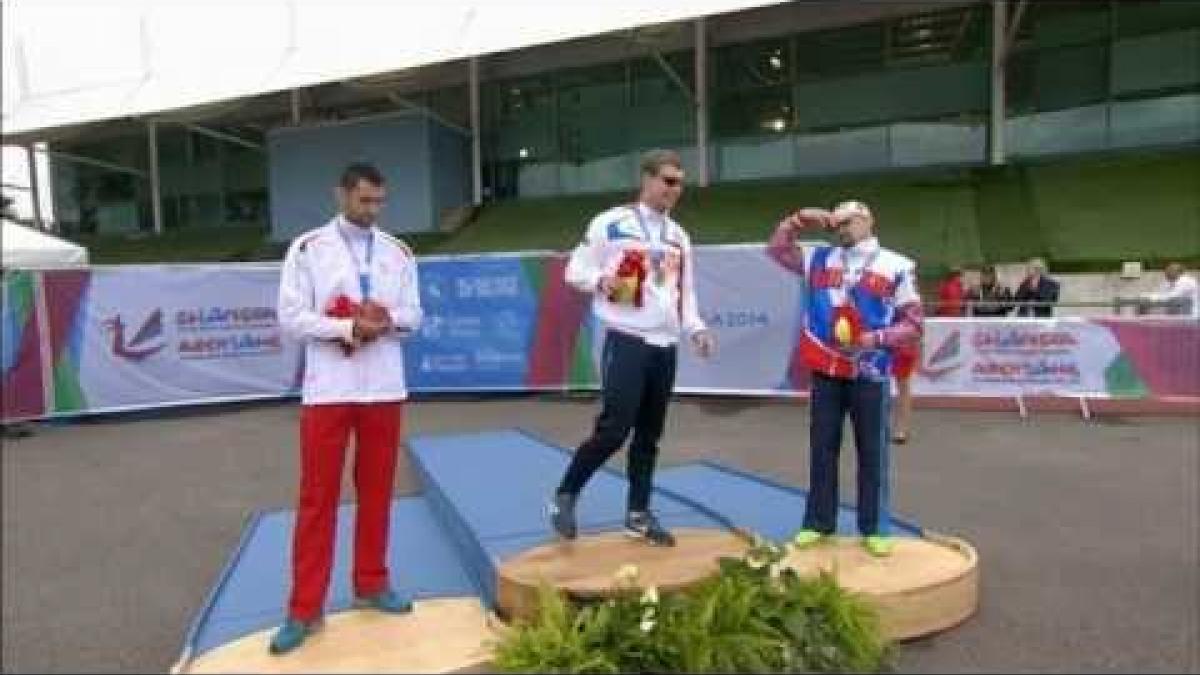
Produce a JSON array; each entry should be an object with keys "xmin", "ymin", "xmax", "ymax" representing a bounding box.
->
[{"xmin": 287, "ymin": 402, "xmax": 402, "ymax": 622}]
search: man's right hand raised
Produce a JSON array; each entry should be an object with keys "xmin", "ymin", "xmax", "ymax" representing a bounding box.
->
[{"xmin": 782, "ymin": 208, "xmax": 833, "ymax": 232}]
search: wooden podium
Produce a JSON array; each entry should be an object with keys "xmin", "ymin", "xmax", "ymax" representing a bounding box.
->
[
  {"xmin": 173, "ymin": 598, "xmax": 499, "ymax": 674},
  {"xmin": 782, "ymin": 531, "xmax": 979, "ymax": 640},
  {"xmin": 495, "ymin": 528, "xmax": 750, "ymax": 622}
]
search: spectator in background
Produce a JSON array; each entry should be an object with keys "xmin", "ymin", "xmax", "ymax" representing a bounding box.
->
[
  {"xmin": 935, "ymin": 266, "xmax": 966, "ymax": 317},
  {"xmin": 1014, "ymin": 257, "xmax": 1060, "ymax": 318},
  {"xmin": 966, "ymin": 264, "xmax": 1014, "ymax": 317},
  {"xmin": 1140, "ymin": 262, "xmax": 1199, "ymax": 319},
  {"xmin": 890, "ymin": 341, "xmax": 917, "ymax": 445}
]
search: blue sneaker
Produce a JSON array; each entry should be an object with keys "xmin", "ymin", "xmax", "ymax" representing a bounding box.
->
[
  {"xmin": 354, "ymin": 588, "xmax": 414, "ymax": 614},
  {"xmin": 268, "ymin": 617, "xmax": 318, "ymax": 656}
]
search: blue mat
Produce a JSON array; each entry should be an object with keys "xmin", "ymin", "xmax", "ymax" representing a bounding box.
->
[
  {"xmin": 181, "ymin": 428, "xmax": 927, "ymax": 664},
  {"xmin": 408, "ymin": 429, "xmax": 727, "ymax": 606},
  {"xmin": 181, "ymin": 497, "xmax": 477, "ymax": 660},
  {"xmin": 655, "ymin": 460, "xmax": 924, "ymax": 542}
]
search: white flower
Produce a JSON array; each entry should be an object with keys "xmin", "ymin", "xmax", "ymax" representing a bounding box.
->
[
  {"xmin": 640, "ymin": 586, "xmax": 659, "ymax": 605},
  {"xmin": 769, "ymin": 562, "xmax": 785, "ymax": 580},
  {"xmin": 640, "ymin": 617, "xmax": 656, "ymax": 632},
  {"xmin": 613, "ymin": 563, "xmax": 640, "ymax": 584}
]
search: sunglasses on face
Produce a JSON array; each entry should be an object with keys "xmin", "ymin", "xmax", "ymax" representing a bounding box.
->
[{"xmin": 659, "ymin": 175, "xmax": 683, "ymax": 188}]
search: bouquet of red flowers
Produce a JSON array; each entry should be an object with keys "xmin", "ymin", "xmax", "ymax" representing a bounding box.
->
[
  {"xmin": 608, "ymin": 250, "xmax": 648, "ymax": 308},
  {"xmin": 325, "ymin": 294, "xmax": 361, "ymax": 356},
  {"xmin": 324, "ymin": 294, "xmax": 393, "ymax": 355}
]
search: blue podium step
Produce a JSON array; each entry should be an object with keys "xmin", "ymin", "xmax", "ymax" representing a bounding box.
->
[
  {"xmin": 655, "ymin": 460, "xmax": 924, "ymax": 542},
  {"xmin": 180, "ymin": 498, "xmax": 478, "ymax": 661},
  {"xmin": 408, "ymin": 429, "xmax": 727, "ymax": 606}
]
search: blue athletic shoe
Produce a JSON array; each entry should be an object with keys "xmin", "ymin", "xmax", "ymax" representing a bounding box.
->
[
  {"xmin": 268, "ymin": 617, "xmax": 318, "ymax": 655},
  {"xmin": 354, "ymin": 588, "xmax": 414, "ymax": 614}
]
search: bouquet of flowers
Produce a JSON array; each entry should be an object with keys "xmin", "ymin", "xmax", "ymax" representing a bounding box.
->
[
  {"xmin": 325, "ymin": 294, "xmax": 361, "ymax": 356},
  {"xmin": 609, "ymin": 249, "xmax": 648, "ymax": 308},
  {"xmin": 832, "ymin": 305, "xmax": 865, "ymax": 351}
]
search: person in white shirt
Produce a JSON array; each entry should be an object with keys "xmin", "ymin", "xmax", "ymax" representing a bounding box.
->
[
  {"xmin": 270, "ymin": 163, "xmax": 423, "ymax": 655},
  {"xmin": 1141, "ymin": 262, "xmax": 1198, "ymax": 318},
  {"xmin": 549, "ymin": 149, "xmax": 715, "ymax": 547}
]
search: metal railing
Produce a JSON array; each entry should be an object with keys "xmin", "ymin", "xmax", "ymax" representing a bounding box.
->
[{"xmin": 923, "ymin": 299, "xmax": 1197, "ymax": 319}]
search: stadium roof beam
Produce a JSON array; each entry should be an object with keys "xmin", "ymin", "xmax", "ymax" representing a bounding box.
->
[
  {"xmin": 1006, "ymin": 0, "xmax": 1029, "ymax": 54},
  {"xmin": 290, "ymin": 89, "xmax": 302, "ymax": 125},
  {"xmin": 989, "ymin": 0, "xmax": 1007, "ymax": 165},
  {"xmin": 147, "ymin": 119, "xmax": 164, "ymax": 235},
  {"xmin": 43, "ymin": 150, "xmax": 147, "ymax": 178},
  {"xmin": 382, "ymin": 92, "xmax": 470, "ymax": 137},
  {"xmin": 695, "ymin": 18, "xmax": 710, "ymax": 187},
  {"xmin": 180, "ymin": 123, "xmax": 264, "ymax": 153},
  {"xmin": 25, "ymin": 145, "xmax": 43, "ymax": 231},
  {"xmin": 339, "ymin": 78, "xmax": 471, "ymax": 136},
  {"xmin": 627, "ymin": 27, "xmax": 697, "ymax": 105},
  {"xmin": 469, "ymin": 58, "xmax": 482, "ymax": 206}
]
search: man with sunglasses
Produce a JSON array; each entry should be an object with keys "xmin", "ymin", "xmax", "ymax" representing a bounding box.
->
[
  {"xmin": 548, "ymin": 149, "xmax": 716, "ymax": 547},
  {"xmin": 767, "ymin": 201, "xmax": 923, "ymax": 557}
]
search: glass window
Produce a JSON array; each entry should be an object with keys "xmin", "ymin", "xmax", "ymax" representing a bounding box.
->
[
  {"xmin": 714, "ymin": 38, "xmax": 790, "ymax": 91},
  {"xmin": 632, "ymin": 52, "xmax": 693, "ymax": 106},
  {"xmin": 558, "ymin": 62, "xmax": 627, "ymax": 112},
  {"xmin": 795, "ymin": 22, "xmax": 885, "ymax": 81},
  {"xmin": 887, "ymin": 5, "xmax": 987, "ymax": 68},
  {"xmin": 712, "ymin": 85, "xmax": 792, "ymax": 138},
  {"xmin": 489, "ymin": 76, "xmax": 555, "ymax": 124},
  {"xmin": 1115, "ymin": 1, "xmax": 1200, "ymax": 39},
  {"xmin": 429, "ymin": 85, "xmax": 469, "ymax": 129}
]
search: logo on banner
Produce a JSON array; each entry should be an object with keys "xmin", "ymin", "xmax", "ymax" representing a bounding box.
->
[
  {"xmin": 972, "ymin": 328, "xmax": 1077, "ymax": 353},
  {"xmin": 918, "ymin": 329, "xmax": 963, "ymax": 380},
  {"xmin": 104, "ymin": 310, "xmax": 167, "ymax": 361},
  {"xmin": 705, "ymin": 310, "xmax": 769, "ymax": 329},
  {"xmin": 175, "ymin": 305, "xmax": 283, "ymax": 359}
]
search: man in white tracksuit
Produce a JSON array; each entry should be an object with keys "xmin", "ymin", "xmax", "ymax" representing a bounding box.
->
[
  {"xmin": 270, "ymin": 163, "xmax": 423, "ymax": 655},
  {"xmin": 548, "ymin": 149, "xmax": 716, "ymax": 547}
]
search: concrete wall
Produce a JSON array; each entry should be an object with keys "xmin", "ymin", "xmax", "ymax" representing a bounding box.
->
[{"xmin": 267, "ymin": 111, "xmax": 469, "ymax": 242}]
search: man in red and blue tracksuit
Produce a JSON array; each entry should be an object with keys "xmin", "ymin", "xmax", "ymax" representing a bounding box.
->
[{"xmin": 767, "ymin": 200, "xmax": 923, "ymax": 557}]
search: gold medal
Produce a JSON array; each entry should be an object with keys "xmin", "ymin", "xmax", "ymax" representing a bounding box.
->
[{"xmin": 834, "ymin": 316, "xmax": 854, "ymax": 347}]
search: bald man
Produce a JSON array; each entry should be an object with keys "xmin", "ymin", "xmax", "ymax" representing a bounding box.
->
[{"xmin": 767, "ymin": 201, "xmax": 923, "ymax": 557}]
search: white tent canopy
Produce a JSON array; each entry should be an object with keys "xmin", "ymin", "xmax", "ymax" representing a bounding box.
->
[
  {"xmin": 1, "ymin": 0, "xmax": 784, "ymax": 140},
  {"xmin": 1, "ymin": 219, "xmax": 88, "ymax": 269}
]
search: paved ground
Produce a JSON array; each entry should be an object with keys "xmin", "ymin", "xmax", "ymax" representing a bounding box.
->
[{"xmin": 2, "ymin": 394, "xmax": 1197, "ymax": 673}]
